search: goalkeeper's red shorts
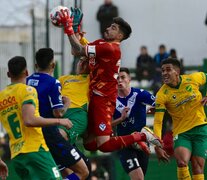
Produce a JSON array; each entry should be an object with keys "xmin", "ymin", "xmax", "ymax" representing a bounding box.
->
[{"xmin": 88, "ymin": 94, "xmax": 116, "ymax": 136}]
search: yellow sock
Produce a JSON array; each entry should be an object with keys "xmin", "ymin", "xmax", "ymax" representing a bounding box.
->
[
  {"xmin": 177, "ymin": 166, "xmax": 191, "ymax": 180},
  {"xmin": 192, "ymin": 174, "xmax": 204, "ymax": 180}
]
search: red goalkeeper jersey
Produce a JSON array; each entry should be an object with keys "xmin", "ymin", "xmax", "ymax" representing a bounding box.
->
[{"xmin": 86, "ymin": 39, "xmax": 121, "ymax": 97}]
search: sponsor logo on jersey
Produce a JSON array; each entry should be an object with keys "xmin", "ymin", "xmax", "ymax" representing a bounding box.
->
[
  {"xmin": 117, "ymin": 104, "xmax": 124, "ymax": 108},
  {"xmin": 172, "ymin": 95, "xmax": 176, "ymax": 99},
  {"xmin": 0, "ymin": 96, "xmax": 17, "ymax": 110},
  {"xmin": 26, "ymin": 86, "xmax": 33, "ymax": 92},
  {"xmin": 65, "ymin": 79, "xmax": 80, "ymax": 83},
  {"xmin": 186, "ymin": 85, "xmax": 192, "ymax": 92},
  {"xmin": 175, "ymin": 94, "xmax": 196, "ymax": 107},
  {"xmin": 27, "ymin": 79, "xmax": 39, "ymax": 87},
  {"xmin": 99, "ymin": 123, "xmax": 106, "ymax": 131},
  {"xmin": 121, "ymin": 117, "xmax": 135, "ymax": 127},
  {"xmin": 11, "ymin": 141, "xmax": 24, "ymax": 153}
]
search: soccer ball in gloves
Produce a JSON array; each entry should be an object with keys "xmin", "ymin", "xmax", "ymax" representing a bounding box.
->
[{"xmin": 49, "ymin": 6, "xmax": 71, "ymax": 27}]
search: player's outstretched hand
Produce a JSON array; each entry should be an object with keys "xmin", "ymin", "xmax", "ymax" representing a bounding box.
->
[
  {"xmin": 201, "ymin": 96, "xmax": 207, "ymax": 106},
  {"xmin": 59, "ymin": 119, "xmax": 73, "ymax": 129},
  {"xmin": 154, "ymin": 146, "xmax": 170, "ymax": 163},
  {"xmin": 58, "ymin": 9, "xmax": 74, "ymax": 35},
  {"xmin": 71, "ymin": 7, "xmax": 83, "ymax": 33},
  {"xmin": 0, "ymin": 159, "xmax": 8, "ymax": 180}
]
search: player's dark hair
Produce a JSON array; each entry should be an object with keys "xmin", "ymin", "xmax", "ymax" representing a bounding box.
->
[
  {"xmin": 113, "ymin": 17, "xmax": 132, "ymax": 41},
  {"xmin": 161, "ymin": 58, "xmax": 181, "ymax": 69},
  {"xmin": 8, "ymin": 56, "xmax": 27, "ymax": 77},
  {"xmin": 35, "ymin": 48, "xmax": 54, "ymax": 70},
  {"xmin": 120, "ymin": 67, "xmax": 130, "ymax": 75}
]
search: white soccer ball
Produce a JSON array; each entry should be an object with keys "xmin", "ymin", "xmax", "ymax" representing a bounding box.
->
[{"xmin": 49, "ymin": 6, "xmax": 70, "ymax": 27}]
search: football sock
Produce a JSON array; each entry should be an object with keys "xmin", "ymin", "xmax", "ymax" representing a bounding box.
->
[
  {"xmin": 98, "ymin": 134, "xmax": 145, "ymax": 152},
  {"xmin": 177, "ymin": 166, "xmax": 191, "ymax": 180},
  {"xmin": 192, "ymin": 174, "xmax": 204, "ymax": 180},
  {"xmin": 84, "ymin": 133, "xmax": 146, "ymax": 152}
]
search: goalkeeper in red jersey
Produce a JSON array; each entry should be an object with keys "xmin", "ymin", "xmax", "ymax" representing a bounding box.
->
[{"xmin": 56, "ymin": 7, "xmax": 163, "ymax": 153}]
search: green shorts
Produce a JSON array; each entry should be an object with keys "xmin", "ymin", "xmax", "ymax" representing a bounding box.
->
[
  {"xmin": 60, "ymin": 106, "xmax": 88, "ymax": 144},
  {"xmin": 174, "ymin": 124, "xmax": 207, "ymax": 159},
  {"xmin": 12, "ymin": 150, "xmax": 62, "ymax": 180}
]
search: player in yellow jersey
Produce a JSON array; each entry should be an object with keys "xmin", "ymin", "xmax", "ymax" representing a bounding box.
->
[
  {"xmin": 57, "ymin": 56, "xmax": 91, "ymax": 179},
  {"xmin": 58, "ymin": 21, "xmax": 90, "ymax": 144},
  {"xmin": 58, "ymin": 56, "xmax": 90, "ymax": 144},
  {"xmin": 0, "ymin": 56, "xmax": 72, "ymax": 180},
  {"xmin": 153, "ymin": 58, "xmax": 207, "ymax": 180}
]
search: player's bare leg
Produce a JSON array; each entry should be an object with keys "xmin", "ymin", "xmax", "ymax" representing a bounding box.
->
[
  {"xmin": 174, "ymin": 147, "xmax": 191, "ymax": 180},
  {"xmin": 129, "ymin": 168, "xmax": 144, "ymax": 180},
  {"xmin": 59, "ymin": 129, "xmax": 89, "ymax": 180}
]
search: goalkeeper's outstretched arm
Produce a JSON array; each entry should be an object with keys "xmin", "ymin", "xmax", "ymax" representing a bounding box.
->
[{"xmin": 58, "ymin": 8, "xmax": 87, "ymax": 57}]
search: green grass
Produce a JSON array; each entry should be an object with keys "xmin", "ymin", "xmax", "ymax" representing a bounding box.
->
[{"xmin": 6, "ymin": 155, "xmax": 207, "ymax": 180}]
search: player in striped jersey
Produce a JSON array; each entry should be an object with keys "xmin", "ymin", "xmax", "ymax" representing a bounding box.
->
[
  {"xmin": 113, "ymin": 67, "xmax": 156, "ymax": 180},
  {"xmin": 154, "ymin": 58, "xmax": 207, "ymax": 180}
]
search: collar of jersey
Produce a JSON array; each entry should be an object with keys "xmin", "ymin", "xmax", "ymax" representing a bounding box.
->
[{"xmin": 8, "ymin": 82, "xmax": 21, "ymax": 86}]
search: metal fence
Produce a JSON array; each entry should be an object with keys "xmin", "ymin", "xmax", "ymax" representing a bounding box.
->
[{"xmin": 0, "ymin": 0, "xmax": 79, "ymax": 136}]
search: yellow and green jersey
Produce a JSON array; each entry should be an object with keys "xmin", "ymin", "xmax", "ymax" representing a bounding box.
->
[
  {"xmin": 154, "ymin": 72, "xmax": 207, "ymax": 138},
  {"xmin": 79, "ymin": 37, "xmax": 89, "ymax": 46},
  {"xmin": 0, "ymin": 83, "xmax": 48, "ymax": 159},
  {"xmin": 59, "ymin": 74, "xmax": 89, "ymax": 109}
]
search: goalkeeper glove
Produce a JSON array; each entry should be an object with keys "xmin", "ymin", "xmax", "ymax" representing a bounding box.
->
[
  {"xmin": 70, "ymin": 7, "xmax": 83, "ymax": 33},
  {"xmin": 58, "ymin": 9, "xmax": 74, "ymax": 35}
]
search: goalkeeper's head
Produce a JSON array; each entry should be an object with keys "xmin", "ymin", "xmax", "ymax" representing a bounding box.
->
[{"xmin": 113, "ymin": 17, "xmax": 132, "ymax": 41}]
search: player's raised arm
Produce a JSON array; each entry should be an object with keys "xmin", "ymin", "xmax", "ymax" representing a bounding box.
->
[{"xmin": 58, "ymin": 8, "xmax": 86, "ymax": 56}]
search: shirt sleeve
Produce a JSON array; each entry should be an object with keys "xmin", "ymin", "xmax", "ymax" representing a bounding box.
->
[
  {"xmin": 48, "ymin": 79, "xmax": 64, "ymax": 110},
  {"xmin": 22, "ymin": 85, "xmax": 40, "ymax": 118},
  {"xmin": 153, "ymin": 91, "xmax": 166, "ymax": 139},
  {"xmin": 153, "ymin": 112, "xmax": 165, "ymax": 139},
  {"xmin": 191, "ymin": 72, "xmax": 207, "ymax": 86},
  {"xmin": 22, "ymin": 86, "xmax": 38, "ymax": 107},
  {"xmin": 140, "ymin": 89, "xmax": 156, "ymax": 107}
]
